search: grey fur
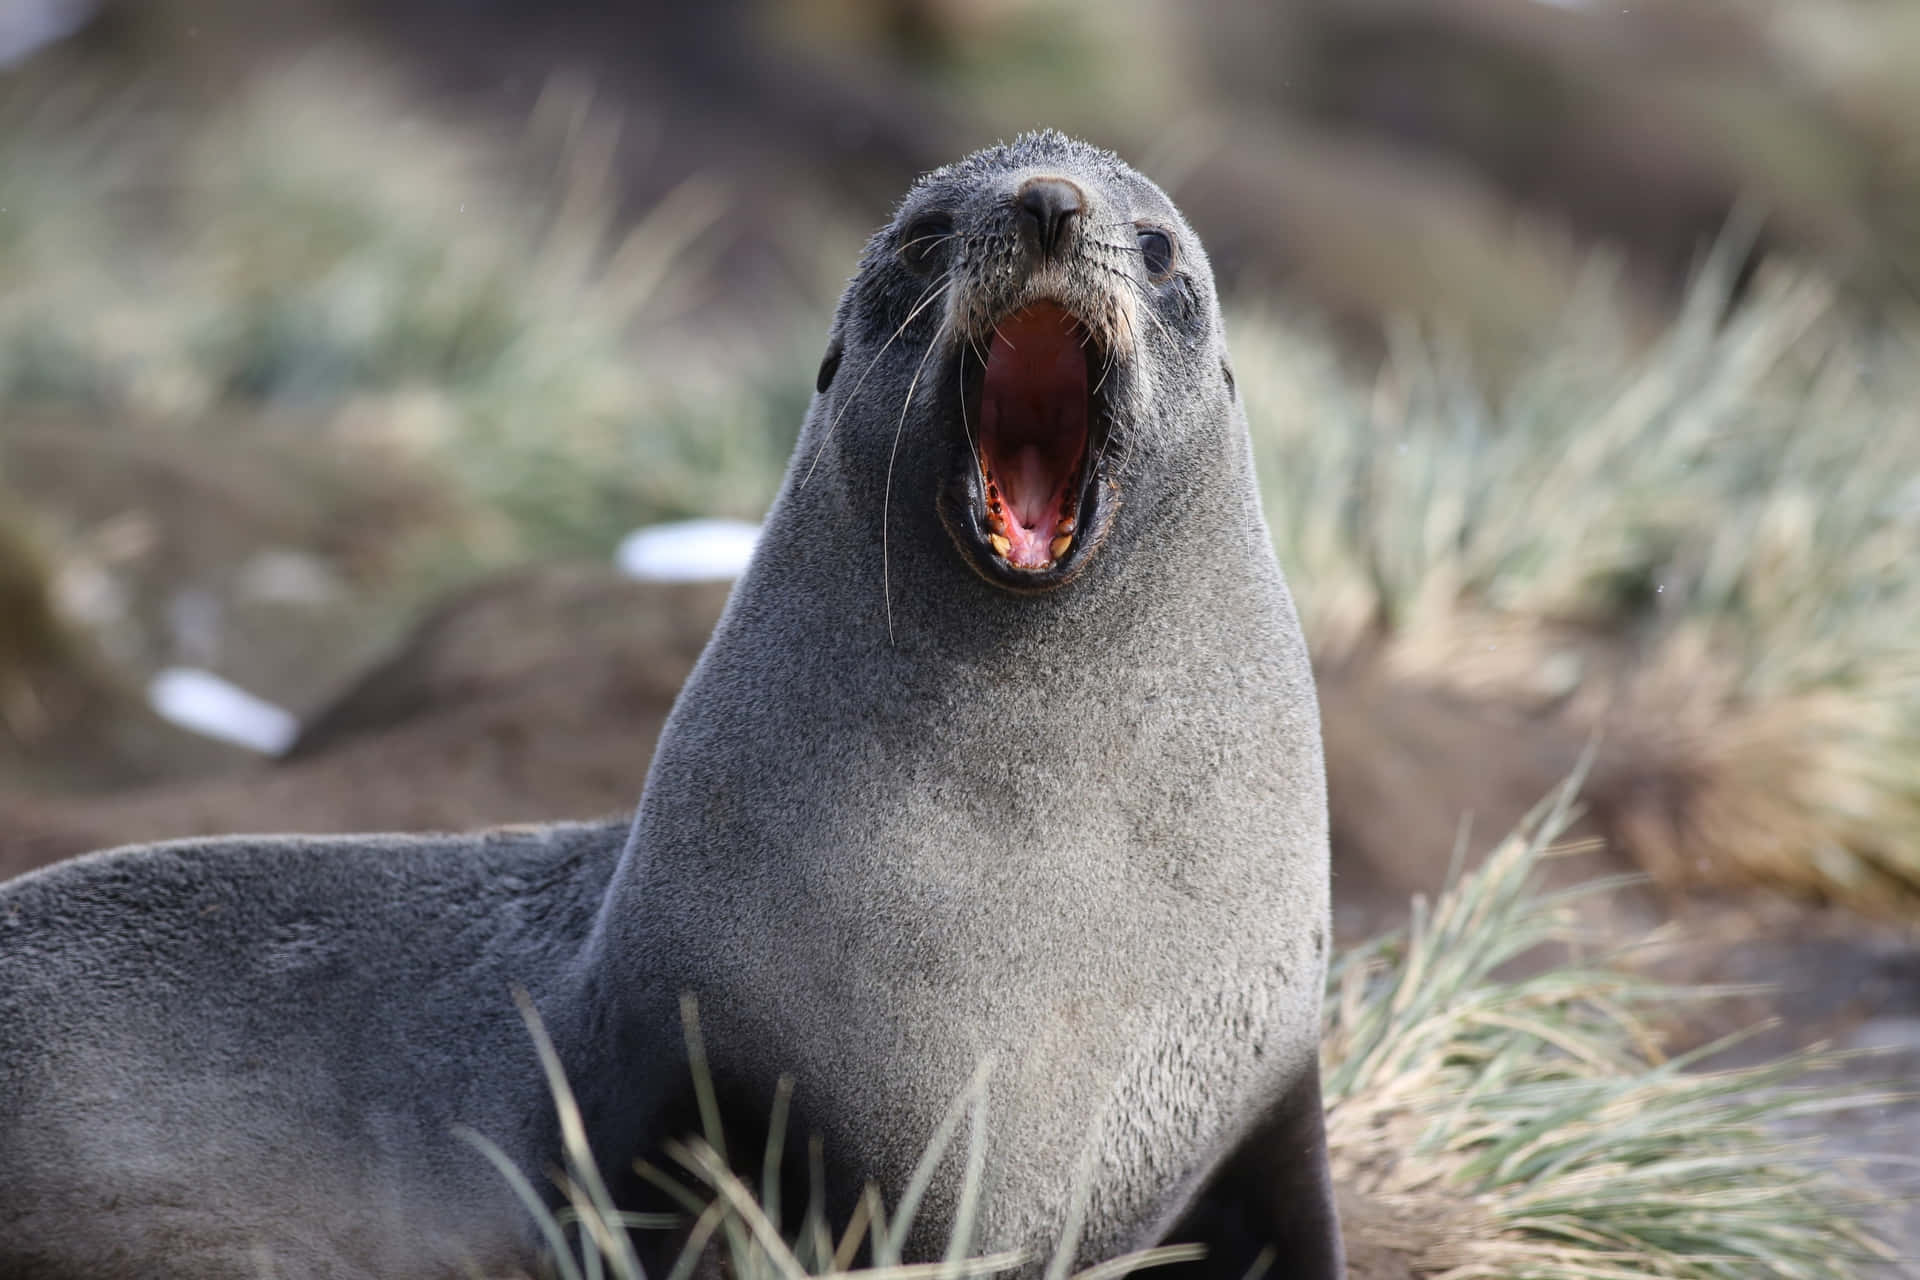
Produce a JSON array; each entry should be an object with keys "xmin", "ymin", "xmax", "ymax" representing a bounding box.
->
[
  {"xmin": 0, "ymin": 820, "xmax": 627, "ymax": 1277},
  {"xmin": 0, "ymin": 132, "xmax": 1340, "ymax": 1278}
]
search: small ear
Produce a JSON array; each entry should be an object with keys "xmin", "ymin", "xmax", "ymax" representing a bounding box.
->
[
  {"xmin": 817, "ymin": 337, "xmax": 845, "ymax": 394},
  {"xmin": 1220, "ymin": 358, "xmax": 1236, "ymax": 397}
]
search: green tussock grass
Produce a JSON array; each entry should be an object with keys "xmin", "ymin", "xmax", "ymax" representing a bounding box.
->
[
  {"xmin": 1237, "ymin": 236, "xmax": 1920, "ymax": 909},
  {"xmin": 491, "ymin": 776, "xmax": 1893, "ymax": 1280},
  {"xmin": 0, "ymin": 60, "xmax": 820, "ymax": 704},
  {"xmin": 1323, "ymin": 774, "xmax": 1896, "ymax": 1278},
  {"xmin": 0, "ymin": 62, "xmax": 808, "ymax": 580}
]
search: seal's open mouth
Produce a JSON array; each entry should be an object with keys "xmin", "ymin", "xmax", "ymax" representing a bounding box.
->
[
  {"xmin": 945, "ymin": 300, "xmax": 1115, "ymax": 588},
  {"xmin": 977, "ymin": 303, "xmax": 1089, "ymax": 570}
]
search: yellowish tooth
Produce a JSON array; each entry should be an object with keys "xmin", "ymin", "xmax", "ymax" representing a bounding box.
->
[
  {"xmin": 989, "ymin": 533, "xmax": 1011, "ymax": 558},
  {"xmin": 1057, "ymin": 516, "xmax": 1076, "ymax": 535},
  {"xmin": 1050, "ymin": 533, "xmax": 1073, "ymax": 559}
]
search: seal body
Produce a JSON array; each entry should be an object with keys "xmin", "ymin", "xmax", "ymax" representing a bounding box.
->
[
  {"xmin": 0, "ymin": 820, "xmax": 629, "ymax": 1279},
  {"xmin": 0, "ymin": 132, "xmax": 1340, "ymax": 1278},
  {"xmin": 595, "ymin": 131, "xmax": 1341, "ymax": 1273}
]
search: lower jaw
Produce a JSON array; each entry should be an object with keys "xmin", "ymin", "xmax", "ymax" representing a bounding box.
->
[
  {"xmin": 944, "ymin": 469, "xmax": 1103, "ymax": 591},
  {"xmin": 986, "ymin": 514, "xmax": 1076, "ymax": 572},
  {"xmin": 979, "ymin": 443, "xmax": 1085, "ymax": 571}
]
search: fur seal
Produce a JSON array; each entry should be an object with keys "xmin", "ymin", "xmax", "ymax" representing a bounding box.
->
[{"xmin": 0, "ymin": 130, "xmax": 1341, "ymax": 1279}]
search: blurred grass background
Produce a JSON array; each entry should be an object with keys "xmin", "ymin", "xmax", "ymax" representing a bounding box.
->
[{"xmin": 3, "ymin": 0, "xmax": 1916, "ymax": 916}]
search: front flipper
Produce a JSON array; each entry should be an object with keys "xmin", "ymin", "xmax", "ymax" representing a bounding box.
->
[{"xmin": 1160, "ymin": 1063, "xmax": 1345, "ymax": 1280}]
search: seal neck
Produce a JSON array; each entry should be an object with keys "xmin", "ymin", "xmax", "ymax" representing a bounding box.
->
[
  {"xmin": 771, "ymin": 399, "xmax": 1271, "ymax": 656},
  {"xmin": 585, "ymin": 395, "xmax": 1297, "ymax": 1009}
]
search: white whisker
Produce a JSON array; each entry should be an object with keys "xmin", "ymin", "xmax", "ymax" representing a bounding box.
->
[
  {"xmin": 802, "ymin": 272, "xmax": 951, "ymax": 489},
  {"xmin": 959, "ymin": 351, "xmax": 982, "ymax": 481},
  {"xmin": 883, "ymin": 318, "xmax": 948, "ymax": 644}
]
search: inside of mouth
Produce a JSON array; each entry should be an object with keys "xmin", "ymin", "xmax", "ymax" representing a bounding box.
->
[{"xmin": 978, "ymin": 301, "xmax": 1090, "ymax": 571}]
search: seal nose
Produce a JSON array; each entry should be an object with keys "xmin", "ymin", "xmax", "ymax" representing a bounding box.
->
[{"xmin": 1016, "ymin": 177, "xmax": 1083, "ymax": 263}]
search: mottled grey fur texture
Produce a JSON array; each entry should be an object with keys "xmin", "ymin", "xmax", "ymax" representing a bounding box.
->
[
  {"xmin": 0, "ymin": 821, "xmax": 627, "ymax": 1277},
  {"xmin": 0, "ymin": 132, "xmax": 1340, "ymax": 1279}
]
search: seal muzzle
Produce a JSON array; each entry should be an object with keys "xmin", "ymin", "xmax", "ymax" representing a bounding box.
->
[{"xmin": 927, "ymin": 173, "xmax": 1140, "ymax": 592}]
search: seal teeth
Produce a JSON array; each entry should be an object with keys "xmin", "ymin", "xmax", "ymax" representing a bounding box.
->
[
  {"xmin": 1057, "ymin": 516, "xmax": 1076, "ymax": 535},
  {"xmin": 1050, "ymin": 533, "xmax": 1073, "ymax": 560},
  {"xmin": 989, "ymin": 533, "xmax": 1012, "ymax": 558}
]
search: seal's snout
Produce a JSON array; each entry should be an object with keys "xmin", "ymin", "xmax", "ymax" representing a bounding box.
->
[
  {"xmin": 941, "ymin": 293, "xmax": 1115, "ymax": 591},
  {"xmin": 1016, "ymin": 176, "xmax": 1084, "ymax": 264},
  {"xmin": 923, "ymin": 150, "xmax": 1150, "ymax": 593}
]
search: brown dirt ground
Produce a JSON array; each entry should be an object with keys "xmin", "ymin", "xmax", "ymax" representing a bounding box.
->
[{"xmin": 0, "ymin": 570, "xmax": 727, "ymax": 877}]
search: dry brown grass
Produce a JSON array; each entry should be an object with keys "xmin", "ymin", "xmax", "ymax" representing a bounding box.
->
[
  {"xmin": 1324, "ymin": 776, "xmax": 1895, "ymax": 1278},
  {"xmin": 1241, "ymin": 248, "xmax": 1920, "ymax": 911}
]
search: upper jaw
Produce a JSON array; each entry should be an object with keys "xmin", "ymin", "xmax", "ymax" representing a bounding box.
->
[{"xmin": 937, "ymin": 298, "xmax": 1124, "ymax": 593}]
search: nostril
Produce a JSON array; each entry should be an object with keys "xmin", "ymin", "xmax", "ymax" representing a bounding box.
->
[{"xmin": 1016, "ymin": 178, "xmax": 1083, "ymax": 260}]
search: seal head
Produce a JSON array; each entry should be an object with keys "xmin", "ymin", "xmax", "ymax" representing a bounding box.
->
[{"xmin": 813, "ymin": 131, "xmax": 1230, "ymax": 596}]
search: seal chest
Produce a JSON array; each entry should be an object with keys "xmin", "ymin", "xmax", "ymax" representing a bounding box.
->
[{"xmin": 613, "ymin": 130, "xmax": 1343, "ymax": 1276}]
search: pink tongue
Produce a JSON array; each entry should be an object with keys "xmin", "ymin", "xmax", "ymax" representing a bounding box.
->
[
  {"xmin": 1007, "ymin": 445, "xmax": 1053, "ymax": 529},
  {"xmin": 976, "ymin": 301, "xmax": 1090, "ymax": 568}
]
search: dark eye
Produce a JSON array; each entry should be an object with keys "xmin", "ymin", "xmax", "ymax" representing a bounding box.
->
[
  {"xmin": 816, "ymin": 338, "xmax": 843, "ymax": 393},
  {"xmin": 899, "ymin": 213, "xmax": 954, "ymax": 272},
  {"xmin": 1136, "ymin": 227, "xmax": 1175, "ymax": 280}
]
